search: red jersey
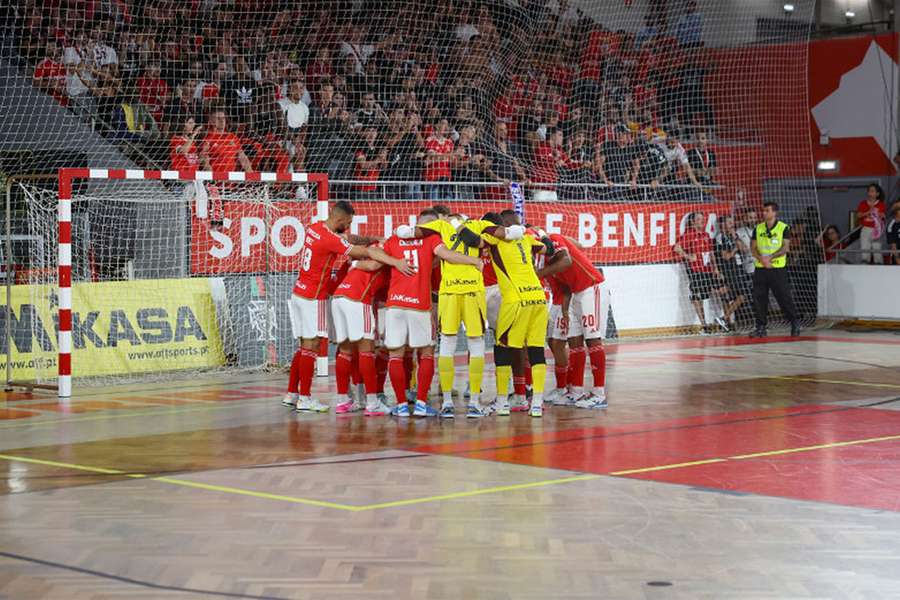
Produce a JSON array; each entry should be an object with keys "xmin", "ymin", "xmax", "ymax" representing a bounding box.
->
[
  {"xmin": 353, "ymin": 149, "xmax": 380, "ymax": 192},
  {"xmin": 203, "ymin": 131, "xmax": 242, "ymax": 172},
  {"xmin": 137, "ymin": 76, "xmax": 169, "ymax": 121},
  {"xmin": 532, "ymin": 143, "xmax": 567, "ymax": 184},
  {"xmin": 170, "ymin": 135, "xmax": 199, "ymax": 171},
  {"xmin": 424, "ymin": 136, "xmax": 453, "ymax": 181},
  {"xmin": 551, "ymin": 234, "xmax": 604, "ymax": 293},
  {"xmin": 678, "ymin": 229, "xmax": 714, "ymax": 273},
  {"xmin": 326, "ymin": 260, "xmax": 352, "ymax": 296},
  {"xmin": 293, "ymin": 222, "xmax": 352, "ymax": 299},
  {"xmin": 383, "ymin": 235, "xmax": 443, "ymax": 310},
  {"xmin": 857, "ymin": 199, "xmax": 886, "ymax": 228},
  {"xmin": 334, "ymin": 265, "xmax": 389, "ymax": 305},
  {"xmin": 481, "ymin": 247, "xmax": 498, "ymax": 287},
  {"xmin": 33, "ymin": 58, "xmax": 67, "ymax": 106}
]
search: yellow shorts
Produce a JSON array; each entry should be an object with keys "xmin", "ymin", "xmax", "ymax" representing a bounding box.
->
[
  {"xmin": 496, "ymin": 300, "xmax": 549, "ymax": 349},
  {"xmin": 438, "ymin": 292, "xmax": 486, "ymax": 337}
]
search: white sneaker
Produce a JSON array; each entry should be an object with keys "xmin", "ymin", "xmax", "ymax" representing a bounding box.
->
[
  {"xmin": 510, "ymin": 395, "xmax": 529, "ymax": 413},
  {"xmin": 494, "ymin": 399, "xmax": 511, "ymax": 417},
  {"xmin": 530, "ymin": 402, "xmax": 543, "ymax": 418},
  {"xmin": 282, "ymin": 392, "xmax": 299, "ymax": 408},
  {"xmin": 296, "ymin": 396, "xmax": 329, "ymax": 413},
  {"xmin": 364, "ymin": 399, "xmax": 392, "ymax": 417},
  {"xmin": 335, "ymin": 393, "xmax": 363, "ymax": 414},
  {"xmin": 553, "ymin": 390, "xmax": 581, "ymax": 406},
  {"xmin": 574, "ymin": 389, "xmax": 608, "ymax": 409},
  {"xmin": 544, "ymin": 388, "xmax": 564, "ymax": 404}
]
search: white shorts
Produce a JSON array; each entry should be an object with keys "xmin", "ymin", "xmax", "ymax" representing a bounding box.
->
[
  {"xmin": 331, "ymin": 296, "xmax": 376, "ymax": 343},
  {"xmin": 567, "ymin": 284, "xmax": 610, "ymax": 341},
  {"xmin": 548, "ymin": 303, "xmax": 569, "ymax": 340},
  {"xmin": 289, "ymin": 295, "xmax": 329, "ymax": 339},
  {"xmin": 383, "ymin": 307, "xmax": 434, "ymax": 349},
  {"xmin": 485, "ymin": 285, "xmax": 501, "ymax": 330}
]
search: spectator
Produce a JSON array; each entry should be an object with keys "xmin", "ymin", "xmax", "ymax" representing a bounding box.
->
[
  {"xmin": 660, "ymin": 131, "xmax": 701, "ymax": 188},
  {"xmin": 532, "ymin": 128, "xmax": 569, "ymax": 201},
  {"xmin": 384, "ymin": 110, "xmax": 426, "ymax": 198},
  {"xmin": 33, "ymin": 40, "xmax": 68, "ymax": 107},
  {"xmin": 136, "ymin": 62, "xmax": 170, "ymax": 125},
  {"xmin": 598, "ymin": 123, "xmax": 640, "ymax": 188},
  {"xmin": 857, "ymin": 183, "xmax": 887, "ymax": 264},
  {"xmin": 736, "ymin": 208, "xmax": 758, "ymax": 279},
  {"xmin": 110, "ymin": 86, "xmax": 161, "ymax": 162},
  {"xmin": 452, "ymin": 124, "xmax": 493, "ymax": 199},
  {"xmin": 423, "ymin": 118, "xmax": 455, "ymax": 201},
  {"xmin": 279, "ymin": 79, "xmax": 310, "ymax": 134},
  {"xmin": 165, "ymin": 78, "xmax": 201, "ymax": 135},
  {"xmin": 673, "ymin": 212, "xmax": 730, "ymax": 334},
  {"xmin": 714, "ymin": 215, "xmax": 749, "ymax": 331},
  {"xmin": 818, "ymin": 224, "xmax": 848, "ymax": 264},
  {"xmin": 887, "ymin": 205, "xmax": 900, "ymax": 265},
  {"xmin": 355, "ymin": 91, "xmax": 387, "ymax": 129},
  {"xmin": 170, "ymin": 116, "xmax": 207, "ymax": 172},
  {"xmin": 221, "ymin": 55, "xmax": 258, "ymax": 127},
  {"xmin": 197, "ymin": 61, "xmax": 228, "ymax": 108},
  {"xmin": 63, "ymin": 32, "xmax": 96, "ymax": 119},
  {"xmin": 353, "ymin": 126, "xmax": 387, "ymax": 198},
  {"xmin": 635, "ymin": 128, "xmax": 670, "ymax": 193},
  {"xmin": 675, "ymin": 0, "xmax": 704, "ymax": 48},
  {"xmin": 202, "ymin": 108, "xmax": 253, "ymax": 173},
  {"xmin": 307, "ymin": 47, "xmax": 334, "ymax": 92},
  {"xmin": 688, "ymin": 129, "xmax": 717, "ymax": 185}
]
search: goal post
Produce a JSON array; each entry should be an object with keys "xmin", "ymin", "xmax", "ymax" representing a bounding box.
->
[{"xmin": 8, "ymin": 168, "xmax": 328, "ymax": 398}]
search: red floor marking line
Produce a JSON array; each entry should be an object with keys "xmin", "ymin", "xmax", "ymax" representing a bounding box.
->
[{"xmin": 0, "ymin": 409, "xmax": 39, "ymax": 420}]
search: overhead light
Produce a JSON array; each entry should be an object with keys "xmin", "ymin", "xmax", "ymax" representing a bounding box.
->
[
  {"xmin": 816, "ymin": 160, "xmax": 839, "ymax": 173},
  {"xmin": 783, "ymin": 3, "xmax": 795, "ymax": 13},
  {"xmin": 845, "ymin": 10, "xmax": 856, "ymax": 18}
]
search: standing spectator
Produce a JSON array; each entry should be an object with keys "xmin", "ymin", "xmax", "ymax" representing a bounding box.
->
[
  {"xmin": 33, "ymin": 40, "xmax": 68, "ymax": 107},
  {"xmin": 353, "ymin": 126, "xmax": 387, "ymax": 199},
  {"xmin": 306, "ymin": 47, "xmax": 334, "ymax": 92},
  {"xmin": 423, "ymin": 118, "xmax": 455, "ymax": 201},
  {"xmin": 598, "ymin": 124, "xmax": 640, "ymax": 189},
  {"xmin": 63, "ymin": 32, "xmax": 96, "ymax": 119},
  {"xmin": 170, "ymin": 116, "xmax": 207, "ymax": 172},
  {"xmin": 886, "ymin": 205, "xmax": 900, "ymax": 265},
  {"xmin": 136, "ymin": 62, "xmax": 170, "ymax": 125},
  {"xmin": 221, "ymin": 55, "xmax": 258, "ymax": 127},
  {"xmin": 636, "ymin": 129, "xmax": 670, "ymax": 194},
  {"xmin": 675, "ymin": 0, "xmax": 703, "ymax": 48},
  {"xmin": 202, "ymin": 108, "xmax": 253, "ymax": 173},
  {"xmin": 384, "ymin": 110, "xmax": 426, "ymax": 198},
  {"xmin": 532, "ymin": 128, "xmax": 569, "ymax": 201},
  {"xmin": 279, "ymin": 79, "xmax": 310, "ymax": 133},
  {"xmin": 750, "ymin": 202, "xmax": 800, "ymax": 337},
  {"xmin": 736, "ymin": 208, "xmax": 757, "ymax": 278},
  {"xmin": 688, "ymin": 130, "xmax": 717, "ymax": 185},
  {"xmin": 165, "ymin": 78, "xmax": 201, "ymax": 135},
  {"xmin": 673, "ymin": 212, "xmax": 730, "ymax": 334},
  {"xmin": 715, "ymin": 215, "xmax": 750, "ymax": 329},
  {"xmin": 857, "ymin": 183, "xmax": 887, "ymax": 264},
  {"xmin": 660, "ymin": 131, "xmax": 701, "ymax": 188},
  {"xmin": 355, "ymin": 91, "xmax": 387, "ymax": 129}
]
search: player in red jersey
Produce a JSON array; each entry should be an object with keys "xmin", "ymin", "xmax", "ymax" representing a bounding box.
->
[
  {"xmin": 331, "ymin": 260, "xmax": 391, "ymax": 416},
  {"xmin": 383, "ymin": 208, "xmax": 482, "ymax": 418},
  {"xmin": 538, "ymin": 234, "xmax": 610, "ymax": 409},
  {"xmin": 285, "ymin": 201, "xmax": 413, "ymax": 413}
]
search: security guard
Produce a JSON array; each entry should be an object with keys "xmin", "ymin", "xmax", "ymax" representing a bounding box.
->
[{"xmin": 750, "ymin": 201, "xmax": 800, "ymax": 337}]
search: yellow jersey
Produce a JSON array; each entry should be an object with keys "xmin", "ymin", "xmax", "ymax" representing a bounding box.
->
[
  {"xmin": 419, "ymin": 219, "xmax": 491, "ymax": 295},
  {"xmin": 481, "ymin": 232, "xmax": 546, "ymax": 305}
]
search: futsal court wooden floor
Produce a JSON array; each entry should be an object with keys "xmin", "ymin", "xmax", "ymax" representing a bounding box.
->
[{"xmin": 2, "ymin": 329, "xmax": 900, "ymax": 600}]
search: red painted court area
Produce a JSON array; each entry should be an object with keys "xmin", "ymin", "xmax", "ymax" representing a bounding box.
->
[{"xmin": 417, "ymin": 405, "xmax": 900, "ymax": 512}]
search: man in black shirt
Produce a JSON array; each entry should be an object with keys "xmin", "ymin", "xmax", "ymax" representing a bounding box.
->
[
  {"xmin": 636, "ymin": 133, "xmax": 670, "ymax": 193},
  {"xmin": 598, "ymin": 124, "xmax": 640, "ymax": 190},
  {"xmin": 688, "ymin": 130, "xmax": 717, "ymax": 185},
  {"xmin": 715, "ymin": 214, "xmax": 750, "ymax": 330}
]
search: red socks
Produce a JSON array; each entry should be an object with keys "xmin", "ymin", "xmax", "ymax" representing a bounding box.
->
[
  {"xmin": 513, "ymin": 376, "xmax": 527, "ymax": 396},
  {"xmin": 588, "ymin": 344, "xmax": 606, "ymax": 388},
  {"xmin": 298, "ymin": 348, "xmax": 317, "ymax": 397},
  {"xmin": 416, "ymin": 355, "xmax": 435, "ymax": 402},
  {"xmin": 335, "ymin": 351, "xmax": 352, "ymax": 395},
  {"xmin": 287, "ymin": 350, "xmax": 303, "ymax": 394},
  {"xmin": 568, "ymin": 346, "xmax": 586, "ymax": 388},
  {"xmin": 388, "ymin": 356, "xmax": 407, "ymax": 404},
  {"xmin": 554, "ymin": 365, "xmax": 568, "ymax": 390},
  {"xmin": 349, "ymin": 350, "xmax": 360, "ymax": 387},
  {"xmin": 359, "ymin": 351, "xmax": 378, "ymax": 396}
]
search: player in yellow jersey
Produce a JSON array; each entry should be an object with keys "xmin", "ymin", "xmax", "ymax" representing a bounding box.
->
[
  {"xmin": 407, "ymin": 213, "xmax": 492, "ymax": 418},
  {"xmin": 480, "ymin": 212, "xmax": 562, "ymax": 417}
]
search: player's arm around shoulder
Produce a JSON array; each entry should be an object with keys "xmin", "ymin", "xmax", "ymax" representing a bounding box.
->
[
  {"xmin": 435, "ymin": 243, "xmax": 482, "ymax": 268},
  {"xmin": 364, "ymin": 241, "xmax": 417, "ymax": 276}
]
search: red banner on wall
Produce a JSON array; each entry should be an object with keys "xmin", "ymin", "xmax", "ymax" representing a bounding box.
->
[{"xmin": 190, "ymin": 199, "xmax": 731, "ymax": 274}]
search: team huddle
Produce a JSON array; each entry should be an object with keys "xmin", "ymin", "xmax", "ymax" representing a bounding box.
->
[{"xmin": 282, "ymin": 201, "xmax": 609, "ymax": 419}]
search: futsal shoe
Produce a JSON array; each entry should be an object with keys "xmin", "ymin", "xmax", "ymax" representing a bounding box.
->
[
  {"xmin": 553, "ymin": 390, "xmax": 580, "ymax": 406},
  {"xmin": 282, "ymin": 392, "xmax": 299, "ymax": 408},
  {"xmin": 466, "ymin": 403, "xmax": 490, "ymax": 418},
  {"xmin": 390, "ymin": 403, "xmax": 411, "ymax": 417},
  {"xmin": 296, "ymin": 396, "xmax": 329, "ymax": 413},
  {"xmin": 463, "ymin": 383, "xmax": 471, "ymax": 401},
  {"xmin": 544, "ymin": 388, "xmax": 563, "ymax": 404},
  {"xmin": 413, "ymin": 401, "xmax": 439, "ymax": 417},
  {"xmin": 575, "ymin": 390, "xmax": 608, "ymax": 409},
  {"xmin": 493, "ymin": 399, "xmax": 511, "ymax": 417},
  {"xmin": 510, "ymin": 395, "xmax": 529, "ymax": 412},
  {"xmin": 439, "ymin": 403, "xmax": 456, "ymax": 419},
  {"xmin": 364, "ymin": 399, "xmax": 392, "ymax": 417},
  {"xmin": 335, "ymin": 392, "xmax": 363, "ymax": 414},
  {"xmin": 530, "ymin": 403, "xmax": 543, "ymax": 418},
  {"xmin": 377, "ymin": 392, "xmax": 394, "ymax": 407}
]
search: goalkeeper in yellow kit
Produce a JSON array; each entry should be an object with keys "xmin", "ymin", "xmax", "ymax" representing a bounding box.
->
[{"xmin": 413, "ymin": 214, "xmax": 493, "ymax": 418}]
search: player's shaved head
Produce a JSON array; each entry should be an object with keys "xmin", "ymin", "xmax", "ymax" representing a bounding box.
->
[
  {"xmin": 329, "ymin": 201, "xmax": 355, "ymax": 233},
  {"xmin": 432, "ymin": 204, "xmax": 451, "ymax": 219},
  {"xmin": 481, "ymin": 212, "xmax": 502, "ymax": 225}
]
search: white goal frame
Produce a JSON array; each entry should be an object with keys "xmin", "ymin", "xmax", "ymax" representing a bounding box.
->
[{"xmin": 55, "ymin": 168, "xmax": 329, "ymax": 398}]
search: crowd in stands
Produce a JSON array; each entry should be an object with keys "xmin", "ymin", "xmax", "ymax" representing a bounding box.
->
[{"xmin": 13, "ymin": 0, "xmax": 718, "ymax": 199}]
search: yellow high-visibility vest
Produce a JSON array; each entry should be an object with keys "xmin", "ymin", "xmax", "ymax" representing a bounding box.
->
[{"xmin": 754, "ymin": 221, "xmax": 789, "ymax": 268}]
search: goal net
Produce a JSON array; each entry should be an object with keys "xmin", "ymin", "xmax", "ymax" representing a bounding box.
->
[
  {"xmin": 8, "ymin": 171, "xmax": 325, "ymax": 394},
  {"xmin": 2, "ymin": 0, "xmax": 821, "ymax": 388}
]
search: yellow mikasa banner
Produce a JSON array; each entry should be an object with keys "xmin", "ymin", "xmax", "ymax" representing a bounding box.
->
[{"xmin": 1, "ymin": 279, "xmax": 225, "ymax": 379}]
